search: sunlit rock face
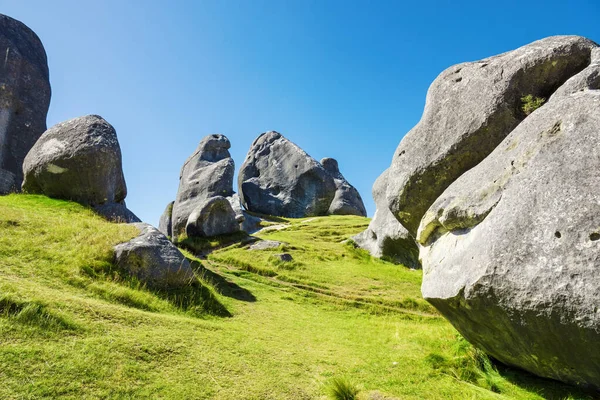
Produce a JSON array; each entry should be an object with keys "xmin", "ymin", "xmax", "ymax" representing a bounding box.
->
[
  {"xmin": 171, "ymin": 134, "xmax": 235, "ymax": 238},
  {"xmin": 22, "ymin": 115, "xmax": 139, "ymax": 223},
  {"xmin": 238, "ymin": 131, "xmax": 336, "ymax": 218},
  {"xmin": 418, "ymin": 46, "xmax": 600, "ymax": 388},
  {"xmin": 0, "ymin": 13, "xmax": 51, "ymax": 194},
  {"xmin": 385, "ymin": 35, "xmax": 597, "ymax": 236}
]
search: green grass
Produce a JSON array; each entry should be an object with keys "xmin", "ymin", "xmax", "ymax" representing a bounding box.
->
[{"xmin": 0, "ymin": 194, "xmax": 594, "ymax": 399}]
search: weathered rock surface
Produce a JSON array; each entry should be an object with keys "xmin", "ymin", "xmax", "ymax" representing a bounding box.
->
[
  {"xmin": 186, "ymin": 196, "xmax": 239, "ymax": 238},
  {"xmin": 352, "ymin": 169, "xmax": 419, "ymax": 268},
  {"xmin": 158, "ymin": 201, "xmax": 174, "ymax": 238},
  {"xmin": 0, "ymin": 14, "xmax": 51, "ymax": 194},
  {"xmin": 238, "ymin": 131, "xmax": 336, "ymax": 218},
  {"xmin": 386, "ymin": 36, "xmax": 597, "ymax": 235},
  {"xmin": 418, "ymin": 89, "xmax": 600, "ymax": 388},
  {"xmin": 321, "ymin": 157, "xmax": 366, "ymax": 217},
  {"xmin": 227, "ymin": 193, "xmax": 263, "ymax": 234},
  {"xmin": 248, "ymin": 240, "xmax": 285, "ymax": 251},
  {"xmin": 171, "ymin": 134, "xmax": 234, "ymax": 238},
  {"xmin": 113, "ymin": 223, "xmax": 195, "ymax": 289},
  {"xmin": 22, "ymin": 115, "xmax": 137, "ymax": 221}
]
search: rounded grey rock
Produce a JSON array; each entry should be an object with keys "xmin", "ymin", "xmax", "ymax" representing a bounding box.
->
[
  {"xmin": 386, "ymin": 35, "xmax": 598, "ymax": 236},
  {"xmin": 185, "ymin": 196, "xmax": 239, "ymax": 238},
  {"xmin": 22, "ymin": 115, "xmax": 128, "ymax": 207},
  {"xmin": 171, "ymin": 134, "xmax": 235, "ymax": 238},
  {"xmin": 419, "ymin": 89, "xmax": 600, "ymax": 388},
  {"xmin": 113, "ymin": 223, "xmax": 195, "ymax": 289},
  {"xmin": 238, "ymin": 131, "xmax": 336, "ymax": 218}
]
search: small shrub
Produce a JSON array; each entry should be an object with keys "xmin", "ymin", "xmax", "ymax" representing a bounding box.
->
[
  {"xmin": 327, "ymin": 376, "xmax": 359, "ymax": 400},
  {"xmin": 521, "ymin": 94, "xmax": 546, "ymax": 115}
]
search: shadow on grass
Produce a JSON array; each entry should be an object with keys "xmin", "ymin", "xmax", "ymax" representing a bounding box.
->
[
  {"xmin": 178, "ymin": 231, "xmax": 252, "ymax": 255},
  {"xmin": 193, "ymin": 263, "xmax": 256, "ymax": 302},
  {"xmin": 496, "ymin": 364, "xmax": 599, "ymax": 400},
  {"xmin": 79, "ymin": 261, "xmax": 232, "ymax": 318}
]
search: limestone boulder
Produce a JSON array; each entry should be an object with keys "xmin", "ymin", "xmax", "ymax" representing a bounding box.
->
[
  {"xmin": 352, "ymin": 169, "xmax": 419, "ymax": 268},
  {"xmin": 158, "ymin": 201, "xmax": 174, "ymax": 238},
  {"xmin": 0, "ymin": 14, "xmax": 51, "ymax": 194},
  {"xmin": 22, "ymin": 115, "xmax": 138, "ymax": 222},
  {"xmin": 238, "ymin": 131, "xmax": 336, "ymax": 218},
  {"xmin": 321, "ymin": 157, "xmax": 366, "ymax": 217},
  {"xmin": 171, "ymin": 134, "xmax": 234, "ymax": 238},
  {"xmin": 186, "ymin": 196, "xmax": 239, "ymax": 238},
  {"xmin": 386, "ymin": 36, "xmax": 597, "ymax": 235},
  {"xmin": 114, "ymin": 223, "xmax": 195, "ymax": 289},
  {"xmin": 418, "ymin": 89, "xmax": 600, "ymax": 388}
]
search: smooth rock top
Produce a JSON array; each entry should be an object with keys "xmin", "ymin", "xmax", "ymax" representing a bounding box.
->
[
  {"xmin": 171, "ymin": 134, "xmax": 235, "ymax": 238},
  {"xmin": 386, "ymin": 35, "xmax": 597, "ymax": 235},
  {"xmin": 238, "ymin": 131, "xmax": 336, "ymax": 218},
  {"xmin": 419, "ymin": 87, "xmax": 600, "ymax": 387},
  {"xmin": 22, "ymin": 115, "xmax": 127, "ymax": 206},
  {"xmin": 352, "ymin": 169, "xmax": 419, "ymax": 268},
  {"xmin": 0, "ymin": 13, "xmax": 51, "ymax": 194},
  {"xmin": 321, "ymin": 157, "xmax": 366, "ymax": 217}
]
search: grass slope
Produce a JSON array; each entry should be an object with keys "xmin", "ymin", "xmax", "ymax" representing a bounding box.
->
[{"xmin": 0, "ymin": 195, "xmax": 592, "ymax": 399}]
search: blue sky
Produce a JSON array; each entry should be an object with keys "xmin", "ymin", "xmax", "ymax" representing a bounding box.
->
[{"xmin": 2, "ymin": 0, "xmax": 599, "ymax": 224}]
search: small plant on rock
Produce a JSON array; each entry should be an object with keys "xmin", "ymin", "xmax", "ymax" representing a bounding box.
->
[{"xmin": 521, "ymin": 94, "xmax": 546, "ymax": 115}]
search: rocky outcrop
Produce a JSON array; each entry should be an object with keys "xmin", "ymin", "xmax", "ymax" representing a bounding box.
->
[
  {"xmin": 386, "ymin": 36, "xmax": 597, "ymax": 236},
  {"xmin": 22, "ymin": 115, "xmax": 138, "ymax": 222},
  {"xmin": 352, "ymin": 169, "xmax": 419, "ymax": 268},
  {"xmin": 227, "ymin": 193, "xmax": 263, "ymax": 234},
  {"xmin": 171, "ymin": 134, "xmax": 235, "ymax": 238},
  {"xmin": 321, "ymin": 157, "xmax": 366, "ymax": 217},
  {"xmin": 0, "ymin": 14, "xmax": 51, "ymax": 194},
  {"xmin": 114, "ymin": 223, "xmax": 195, "ymax": 289},
  {"xmin": 158, "ymin": 201, "xmax": 174, "ymax": 238},
  {"xmin": 186, "ymin": 196, "xmax": 239, "ymax": 238},
  {"xmin": 238, "ymin": 131, "xmax": 336, "ymax": 218},
  {"xmin": 418, "ymin": 47, "xmax": 600, "ymax": 387}
]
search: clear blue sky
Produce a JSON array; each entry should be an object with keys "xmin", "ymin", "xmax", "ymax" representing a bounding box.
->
[{"xmin": 2, "ymin": 0, "xmax": 598, "ymax": 224}]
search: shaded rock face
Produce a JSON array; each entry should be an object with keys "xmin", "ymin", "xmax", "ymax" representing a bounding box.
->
[
  {"xmin": 113, "ymin": 223, "xmax": 194, "ymax": 289},
  {"xmin": 321, "ymin": 157, "xmax": 366, "ymax": 217},
  {"xmin": 158, "ymin": 201, "xmax": 174, "ymax": 238},
  {"xmin": 238, "ymin": 131, "xmax": 336, "ymax": 218},
  {"xmin": 186, "ymin": 196, "xmax": 239, "ymax": 238},
  {"xmin": 22, "ymin": 115, "xmax": 137, "ymax": 222},
  {"xmin": 227, "ymin": 193, "xmax": 263, "ymax": 234},
  {"xmin": 386, "ymin": 35, "xmax": 597, "ymax": 236},
  {"xmin": 171, "ymin": 134, "xmax": 235, "ymax": 238},
  {"xmin": 352, "ymin": 169, "xmax": 419, "ymax": 268},
  {"xmin": 0, "ymin": 14, "xmax": 51, "ymax": 194},
  {"xmin": 418, "ymin": 78, "xmax": 600, "ymax": 386}
]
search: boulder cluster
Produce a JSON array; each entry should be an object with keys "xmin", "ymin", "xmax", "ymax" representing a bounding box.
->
[
  {"xmin": 356, "ymin": 36, "xmax": 600, "ymax": 388},
  {"xmin": 159, "ymin": 130, "xmax": 366, "ymax": 240},
  {"xmin": 3, "ymin": 11, "xmax": 599, "ymax": 391}
]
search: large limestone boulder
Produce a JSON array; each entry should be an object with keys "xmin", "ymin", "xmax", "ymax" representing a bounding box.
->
[
  {"xmin": 238, "ymin": 131, "xmax": 336, "ymax": 218},
  {"xmin": 386, "ymin": 36, "xmax": 597, "ymax": 235},
  {"xmin": 321, "ymin": 157, "xmax": 366, "ymax": 217},
  {"xmin": 186, "ymin": 196, "xmax": 239, "ymax": 238},
  {"xmin": 171, "ymin": 134, "xmax": 234, "ymax": 238},
  {"xmin": 0, "ymin": 14, "xmax": 51, "ymax": 194},
  {"xmin": 418, "ymin": 85, "xmax": 600, "ymax": 387},
  {"xmin": 114, "ymin": 223, "xmax": 195, "ymax": 289},
  {"xmin": 352, "ymin": 169, "xmax": 419, "ymax": 268},
  {"xmin": 22, "ymin": 115, "xmax": 138, "ymax": 222}
]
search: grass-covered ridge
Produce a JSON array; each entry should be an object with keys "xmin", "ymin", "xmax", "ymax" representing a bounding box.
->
[{"xmin": 0, "ymin": 195, "xmax": 593, "ymax": 399}]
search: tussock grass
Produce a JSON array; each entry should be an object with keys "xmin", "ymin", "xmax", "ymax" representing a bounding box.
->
[
  {"xmin": 327, "ymin": 376, "xmax": 359, "ymax": 400},
  {"xmin": 0, "ymin": 194, "xmax": 593, "ymax": 399}
]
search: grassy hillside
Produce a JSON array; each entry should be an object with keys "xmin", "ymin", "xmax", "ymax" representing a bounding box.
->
[{"xmin": 0, "ymin": 195, "xmax": 592, "ymax": 399}]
